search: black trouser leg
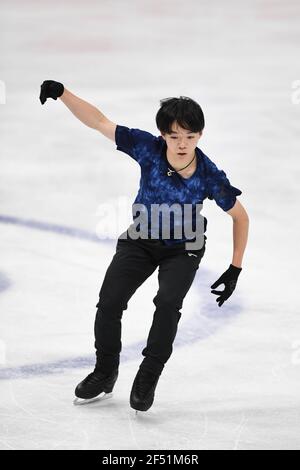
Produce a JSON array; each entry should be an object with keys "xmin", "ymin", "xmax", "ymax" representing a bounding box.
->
[
  {"xmin": 94, "ymin": 237, "xmax": 157, "ymax": 374},
  {"xmin": 140, "ymin": 244, "xmax": 206, "ymax": 375}
]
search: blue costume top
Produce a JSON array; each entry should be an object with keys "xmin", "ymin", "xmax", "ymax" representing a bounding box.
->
[{"xmin": 115, "ymin": 125, "xmax": 242, "ymax": 247}]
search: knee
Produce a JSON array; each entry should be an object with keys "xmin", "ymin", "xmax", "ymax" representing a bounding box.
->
[
  {"xmin": 96, "ymin": 295, "xmax": 129, "ymax": 313},
  {"xmin": 153, "ymin": 293, "xmax": 183, "ymax": 312}
]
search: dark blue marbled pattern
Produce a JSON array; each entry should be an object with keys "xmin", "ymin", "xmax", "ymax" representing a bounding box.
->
[{"xmin": 116, "ymin": 125, "xmax": 242, "ymax": 245}]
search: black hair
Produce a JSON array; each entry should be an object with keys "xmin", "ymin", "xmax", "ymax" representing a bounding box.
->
[{"xmin": 155, "ymin": 96, "xmax": 205, "ymax": 134}]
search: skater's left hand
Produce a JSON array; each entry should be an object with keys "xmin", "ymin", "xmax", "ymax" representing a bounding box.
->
[{"xmin": 210, "ymin": 264, "xmax": 242, "ymax": 307}]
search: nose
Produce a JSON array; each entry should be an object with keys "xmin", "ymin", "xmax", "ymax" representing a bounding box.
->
[{"xmin": 178, "ymin": 137, "xmax": 188, "ymax": 147}]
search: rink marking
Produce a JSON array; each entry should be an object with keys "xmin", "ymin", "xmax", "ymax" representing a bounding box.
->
[
  {"xmin": 0, "ymin": 214, "xmax": 109, "ymax": 244},
  {"xmin": 0, "ymin": 271, "xmax": 11, "ymax": 293},
  {"xmin": 0, "ymin": 214, "xmax": 242, "ymax": 380}
]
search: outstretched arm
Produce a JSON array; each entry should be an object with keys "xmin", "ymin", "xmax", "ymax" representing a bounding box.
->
[
  {"xmin": 39, "ymin": 80, "xmax": 116, "ymax": 142},
  {"xmin": 59, "ymin": 88, "xmax": 116, "ymax": 142}
]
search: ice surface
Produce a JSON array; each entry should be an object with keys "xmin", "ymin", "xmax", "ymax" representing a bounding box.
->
[{"xmin": 0, "ymin": 0, "xmax": 300, "ymax": 450}]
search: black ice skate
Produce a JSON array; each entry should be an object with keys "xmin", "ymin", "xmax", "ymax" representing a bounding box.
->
[
  {"xmin": 74, "ymin": 368, "xmax": 119, "ymax": 405},
  {"xmin": 130, "ymin": 368, "xmax": 161, "ymax": 412}
]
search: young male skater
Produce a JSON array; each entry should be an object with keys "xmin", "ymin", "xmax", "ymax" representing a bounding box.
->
[{"xmin": 39, "ymin": 81, "xmax": 249, "ymax": 412}]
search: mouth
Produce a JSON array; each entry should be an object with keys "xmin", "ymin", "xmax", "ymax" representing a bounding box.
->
[{"xmin": 178, "ymin": 153, "xmax": 187, "ymax": 155}]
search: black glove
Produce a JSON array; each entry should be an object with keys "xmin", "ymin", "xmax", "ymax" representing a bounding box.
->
[
  {"xmin": 211, "ymin": 264, "xmax": 242, "ymax": 307},
  {"xmin": 39, "ymin": 80, "xmax": 64, "ymax": 105}
]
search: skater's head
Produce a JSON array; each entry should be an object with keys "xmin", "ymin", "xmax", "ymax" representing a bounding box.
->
[{"xmin": 156, "ymin": 96, "xmax": 204, "ymax": 154}]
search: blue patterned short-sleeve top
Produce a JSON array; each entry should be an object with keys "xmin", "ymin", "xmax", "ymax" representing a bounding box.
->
[{"xmin": 115, "ymin": 125, "xmax": 242, "ymax": 246}]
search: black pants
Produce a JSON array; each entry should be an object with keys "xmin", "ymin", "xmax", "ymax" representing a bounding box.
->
[{"xmin": 94, "ymin": 230, "xmax": 206, "ymax": 376}]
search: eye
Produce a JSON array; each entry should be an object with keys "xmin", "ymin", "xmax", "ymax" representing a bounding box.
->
[{"xmin": 170, "ymin": 136, "xmax": 194, "ymax": 139}]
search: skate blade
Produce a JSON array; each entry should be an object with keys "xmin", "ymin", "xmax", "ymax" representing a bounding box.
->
[
  {"xmin": 130, "ymin": 408, "xmax": 146, "ymax": 416},
  {"xmin": 73, "ymin": 392, "xmax": 113, "ymax": 406}
]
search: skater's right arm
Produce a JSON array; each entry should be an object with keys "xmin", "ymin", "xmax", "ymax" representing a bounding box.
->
[
  {"xmin": 39, "ymin": 80, "xmax": 117, "ymax": 142},
  {"xmin": 60, "ymin": 88, "xmax": 117, "ymax": 142}
]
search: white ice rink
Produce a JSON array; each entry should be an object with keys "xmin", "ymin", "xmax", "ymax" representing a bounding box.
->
[{"xmin": 1, "ymin": 0, "xmax": 300, "ymax": 450}]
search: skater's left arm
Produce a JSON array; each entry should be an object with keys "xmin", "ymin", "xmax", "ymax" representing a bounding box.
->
[
  {"xmin": 226, "ymin": 199, "xmax": 249, "ymax": 268},
  {"xmin": 210, "ymin": 199, "xmax": 249, "ymax": 307}
]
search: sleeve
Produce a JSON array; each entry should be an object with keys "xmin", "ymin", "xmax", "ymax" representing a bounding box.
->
[
  {"xmin": 204, "ymin": 155, "xmax": 242, "ymax": 211},
  {"xmin": 115, "ymin": 124, "xmax": 157, "ymax": 166}
]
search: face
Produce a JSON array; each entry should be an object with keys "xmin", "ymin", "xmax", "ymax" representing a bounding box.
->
[{"xmin": 161, "ymin": 121, "xmax": 202, "ymax": 160}]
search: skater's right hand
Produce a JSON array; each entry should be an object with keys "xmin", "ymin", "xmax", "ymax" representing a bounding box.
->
[{"xmin": 39, "ymin": 80, "xmax": 64, "ymax": 105}]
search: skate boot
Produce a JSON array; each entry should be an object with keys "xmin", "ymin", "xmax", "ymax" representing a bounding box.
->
[
  {"xmin": 130, "ymin": 368, "xmax": 161, "ymax": 412},
  {"xmin": 74, "ymin": 367, "xmax": 118, "ymax": 405}
]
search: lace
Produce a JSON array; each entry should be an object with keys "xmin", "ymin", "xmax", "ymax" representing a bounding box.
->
[{"xmin": 84, "ymin": 370, "xmax": 107, "ymax": 385}]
